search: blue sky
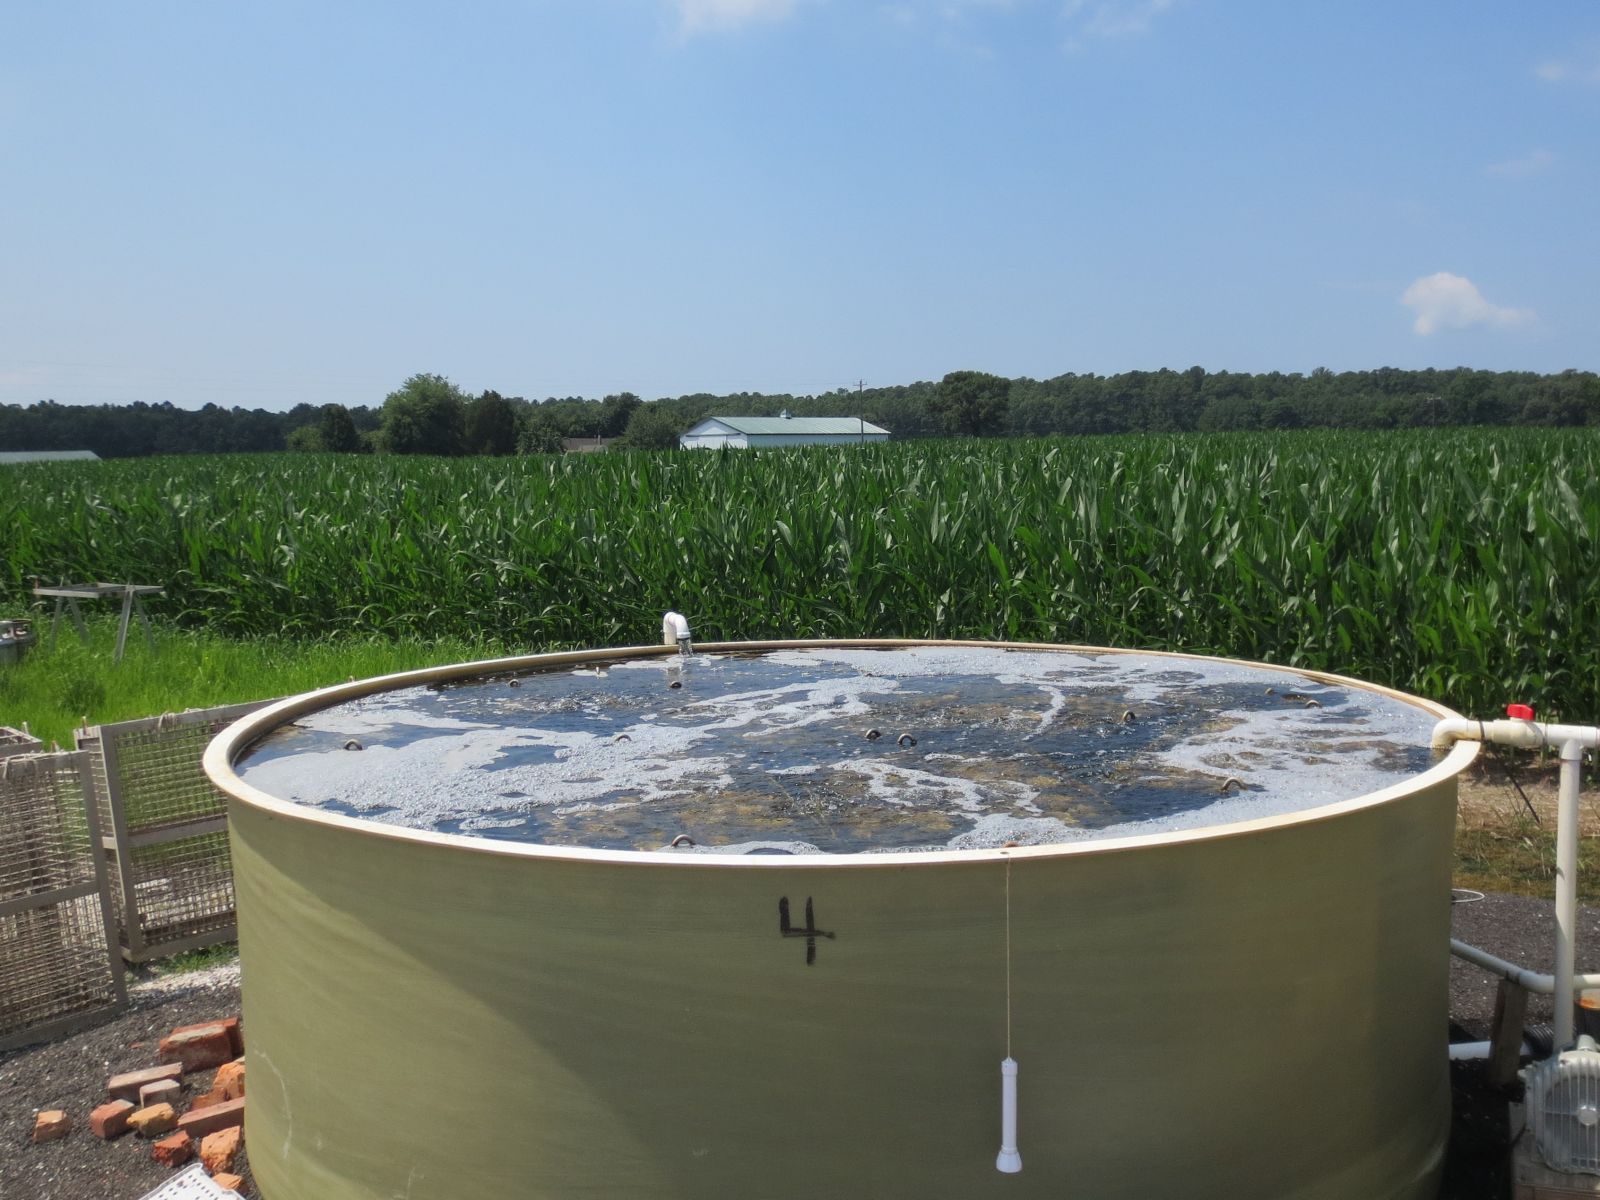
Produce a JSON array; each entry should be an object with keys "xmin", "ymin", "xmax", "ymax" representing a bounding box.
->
[{"xmin": 2, "ymin": 2, "xmax": 1596, "ymax": 410}]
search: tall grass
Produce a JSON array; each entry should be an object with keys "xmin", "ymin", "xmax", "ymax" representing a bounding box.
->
[
  {"xmin": 3, "ymin": 428, "xmax": 1598, "ymax": 720},
  {"xmin": 0, "ymin": 618, "xmax": 500, "ymax": 747}
]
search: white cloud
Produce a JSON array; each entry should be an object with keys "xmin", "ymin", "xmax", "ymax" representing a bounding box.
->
[
  {"xmin": 676, "ymin": 0, "xmax": 800, "ymax": 34},
  {"xmin": 1063, "ymin": 0, "xmax": 1176, "ymax": 39},
  {"xmin": 1401, "ymin": 273, "xmax": 1534, "ymax": 336},
  {"xmin": 869, "ymin": 1, "xmax": 1016, "ymax": 56},
  {"xmin": 1535, "ymin": 50, "xmax": 1600, "ymax": 85},
  {"xmin": 879, "ymin": 1, "xmax": 1017, "ymax": 30},
  {"xmin": 1485, "ymin": 148, "xmax": 1555, "ymax": 178}
]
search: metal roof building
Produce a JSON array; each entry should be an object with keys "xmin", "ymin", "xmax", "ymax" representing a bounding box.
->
[
  {"xmin": 679, "ymin": 414, "xmax": 889, "ymax": 450},
  {"xmin": 0, "ymin": 450, "xmax": 101, "ymax": 465}
]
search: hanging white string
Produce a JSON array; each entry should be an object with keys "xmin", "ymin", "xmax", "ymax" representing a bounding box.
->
[
  {"xmin": 1005, "ymin": 853, "xmax": 1012, "ymax": 1059},
  {"xmin": 997, "ymin": 852, "xmax": 1022, "ymax": 1174}
]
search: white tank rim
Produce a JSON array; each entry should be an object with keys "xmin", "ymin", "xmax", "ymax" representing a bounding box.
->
[{"xmin": 202, "ymin": 638, "xmax": 1482, "ymax": 871}]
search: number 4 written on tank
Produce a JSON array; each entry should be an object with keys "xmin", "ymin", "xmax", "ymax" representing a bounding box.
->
[{"xmin": 778, "ymin": 897, "xmax": 836, "ymax": 966}]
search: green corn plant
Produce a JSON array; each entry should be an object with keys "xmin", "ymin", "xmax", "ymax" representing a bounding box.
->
[{"xmin": 2, "ymin": 428, "xmax": 1597, "ymax": 721}]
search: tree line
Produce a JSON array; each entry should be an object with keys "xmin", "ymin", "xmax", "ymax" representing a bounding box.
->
[{"xmin": 2, "ymin": 365, "xmax": 1596, "ymax": 458}]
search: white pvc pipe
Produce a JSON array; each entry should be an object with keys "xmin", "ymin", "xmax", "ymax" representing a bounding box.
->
[
  {"xmin": 1433, "ymin": 716, "xmax": 1600, "ymax": 1050},
  {"xmin": 996, "ymin": 1057, "xmax": 1021, "ymax": 1174},
  {"xmin": 1450, "ymin": 939, "xmax": 1600, "ymax": 995},
  {"xmin": 661, "ymin": 612, "xmax": 692, "ymax": 647},
  {"xmin": 1431, "ymin": 717, "xmax": 1600, "ymax": 752},
  {"xmin": 1557, "ymin": 740, "xmax": 1584, "ymax": 1048},
  {"xmin": 1448, "ymin": 1039, "xmax": 1536, "ymax": 1061}
]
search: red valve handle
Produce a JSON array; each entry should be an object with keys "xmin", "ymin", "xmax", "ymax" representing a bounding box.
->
[{"xmin": 1506, "ymin": 703, "xmax": 1536, "ymax": 721}]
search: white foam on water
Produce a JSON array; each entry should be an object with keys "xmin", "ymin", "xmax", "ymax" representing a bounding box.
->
[
  {"xmin": 831, "ymin": 758, "xmax": 1040, "ymax": 815},
  {"xmin": 766, "ymin": 645, "xmax": 1093, "ymax": 681},
  {"xmin": 778, "ymin": 645, "xmax": 1345, "ymax": 704},
  {"xmin": 686, "ymin": 675, "xmax": 898, "ymax": 736},
  {"xmin": 1155, "ymin": 703, "xmax": 1435, "ymax": 802},
  {"xmin": 1020, "ymin": 682, "xmax": 1068, "ymax": 738},
  {"xmin": 667, "ymin": 838, "xmax": 825, "ymax": 855},
  {"xmin": 241, "ymin": 645, "xmax": 1441, "ymax": 853},
  {"xmin": 294, "ymin": 686, "xmax": 494, "ymax": 736},
  {"xmin": 243, "ymin": 716, "xmax": 739, "ymax": 829},
  {"xmin": 768, "ymin": 646, "xmax": 1425, "ymax": 813},
  {"xmin": 462, "ymin": 815, "xmax": 527, "ymax": 830},
  {"xmin": 605, "ymin": 652, "xmax": 734, "ymax": 672},
  {"xmin": 948, "ymin": 813, "xmax": 1080, "ymax": 850},
  {"xmin": 947, "ymin": 785, "xmax": 1377, "ymax": 849}
]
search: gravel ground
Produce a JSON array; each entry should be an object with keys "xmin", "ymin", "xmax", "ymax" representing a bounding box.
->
[
  {"xmin": 0, "ymin": 966, "xmax": 252, "ymax": 1199},
  {"xmin": 1449, "ymin": 891, "xmax": 1600, "ymax": 1038},
  {"xmin": 0, "ymin": 895, "xmax": 1588, "ymax": 1199}
]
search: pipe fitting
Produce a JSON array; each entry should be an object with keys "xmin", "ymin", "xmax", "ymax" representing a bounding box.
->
[{"xmin": 662, "ymin": 611, "xmax": 692, "ymax": 649}]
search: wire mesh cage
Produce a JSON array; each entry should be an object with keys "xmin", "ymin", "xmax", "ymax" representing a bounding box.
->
[
  {"xmin": 0, "ymin": 750, "xmax": 126, "ymax": 1050},
  {"xmin": 77, "ymin": 702, "xmax": 267, "ymax": 962},
  {"xmin": 0, "ymin": 724, "xmax": 42, "ymax": 761},
  {"xmin": 127, "ymin": 830, "xmax": 237, "ymax": 943}
]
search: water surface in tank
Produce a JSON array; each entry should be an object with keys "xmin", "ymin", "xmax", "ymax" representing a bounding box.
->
[{"xmin": 236, "ymin": 646, "xmax": 1437, "ymax": 853}]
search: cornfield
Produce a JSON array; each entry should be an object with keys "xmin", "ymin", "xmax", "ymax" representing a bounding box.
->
[{"xmin": 3, "ymin": 429, "xmax": 1597, "ymax": 720}]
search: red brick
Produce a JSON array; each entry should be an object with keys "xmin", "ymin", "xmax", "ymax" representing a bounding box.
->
[
  {"xmin": 89, "ymin": 1100, "xmax": 134, "ymax": 1140},
  {"xmin": 140, "ymin": 1078, "xmax": 182, "ymax": 1108},
  {"xmin": 178, "ymin": 1096, "xmax": 244, "ymax": 1139},
  {"xmin": 159, "ymin": 1024, "xmax": 234, "ymax": 1073},
  {"xmin": 152, "ymin": 1131, "xmax": 192, "ymax": 1167},
  {"xmin": 166, "ymin": 1017, "xmax": 242, "ymax": 1057},
  {"xmin": 31, "ymin": 1111, "xmax": 71, "ymax": 1143},
  {"xmin": 213, "ymin": 1059, "xmax": 245, "ymax": 1100},
  {"xmin": 189, "ymin": 1058, "xmax": 244, "ymax": 1112},
  {"xmin": 108, "ymin": 1062, "xmax": 183, "ymax": 1102},
  {"xmin": 127, "ymin": 1103, "xmax": 178, "ymax": 1138},
  {"xmin": 200, "ymin": 1125, "xmax": 242, "ymax": 1174},
  {"xmin": 213, "ymin": 1173, "xmax": 247, "ymax": 1195}
]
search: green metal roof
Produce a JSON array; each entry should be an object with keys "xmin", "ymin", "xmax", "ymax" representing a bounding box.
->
[{"xmin": 696, "ymin": 416, "xmax": 889, "ymax": 436}]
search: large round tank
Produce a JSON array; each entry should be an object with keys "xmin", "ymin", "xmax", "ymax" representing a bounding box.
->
[{"xmin": 203, "ymin": 640, "xmax": 1480, "ymax": 1200}]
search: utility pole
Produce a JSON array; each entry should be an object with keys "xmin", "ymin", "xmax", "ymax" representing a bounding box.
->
[{"xmin": 856, "ymin": 380, "xmax": 864, "ymax": 444}]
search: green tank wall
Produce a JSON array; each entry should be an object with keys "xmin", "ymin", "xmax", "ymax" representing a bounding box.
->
[{"xmin": 209, "ymin": 641, "xmax": 1478, "ymax": 1199}]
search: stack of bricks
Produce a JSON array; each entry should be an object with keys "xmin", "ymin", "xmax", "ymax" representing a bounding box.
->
[{"xmin": 84, "ymin": 1016, "xmax": 249, "ymax": 1192}]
